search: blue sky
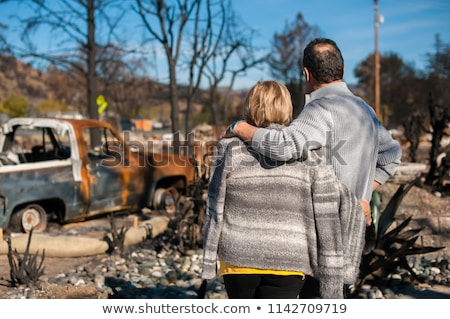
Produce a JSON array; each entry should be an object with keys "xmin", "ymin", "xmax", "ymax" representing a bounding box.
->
[
  {"xmin": 232, "ymin": 0, "xmax": 450, "ymax": 88},
  {"xmin": 1, "ymin": 0, "xmax": 449, "ymax": 90}
]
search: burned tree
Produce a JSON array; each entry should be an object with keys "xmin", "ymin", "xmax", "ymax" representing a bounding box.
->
[
  {"xmin": 403, "ymin": 111, "xmax": 425, "ymax": 162},
  {"xmin": 424, "ymin": 35, "xmax": 450, "ymax": 189},
  {"xmin": 3, "ymin": 0, "xmax": 130, "ymax": 125},
  {"xmin": 425, "ymin": 93, "xmax": 450, "ymax": 188},
  {"xmin": 267, "ymin": 13, "xmax": 319, "ymax": 115}
]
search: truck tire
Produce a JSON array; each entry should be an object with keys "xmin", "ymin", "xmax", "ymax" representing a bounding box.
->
[
  {"xmin": 152, "ymin": 187, "xmax": 178, "ymax": 217},
  {"xmin": 10, "ymin": 204, "xmax": 48, "ymax": 233}
]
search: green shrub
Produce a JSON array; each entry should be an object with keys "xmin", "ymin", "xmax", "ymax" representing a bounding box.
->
[{"xmin": 1, "ymin": 95, "xmax": 28, "ymax": 117}]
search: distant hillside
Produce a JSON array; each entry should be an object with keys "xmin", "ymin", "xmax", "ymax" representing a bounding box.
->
[
  {"xmin": 0, "ymin": 55, "xmax": 250, "ymax": 129},
  {"xmin": 0, "ymin": 55, "xmax": 50, "ymax": 106}
]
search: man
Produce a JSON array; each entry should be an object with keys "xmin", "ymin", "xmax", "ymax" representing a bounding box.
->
[
  {"xmin": 224, "ymin": 38, "xmax": 402, "ymax": 225},
  {"xmin": 222, "ymin": 38, "xmax": 402, "ymax": 298}
]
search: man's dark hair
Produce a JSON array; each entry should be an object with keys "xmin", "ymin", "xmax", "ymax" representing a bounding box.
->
[{"xmin": 302, "ymin": 38, "xmax": 344, "ymax": 83}]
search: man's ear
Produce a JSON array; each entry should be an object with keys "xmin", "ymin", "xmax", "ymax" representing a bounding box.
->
[{"xmin": 303, "ymin": 67, "xmax": 310, "ymax": 82}]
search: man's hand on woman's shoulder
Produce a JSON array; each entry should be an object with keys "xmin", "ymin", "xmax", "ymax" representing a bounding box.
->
[{"xmin": 219, "ymin": 120, "xmax": 243, "ymax": 139}]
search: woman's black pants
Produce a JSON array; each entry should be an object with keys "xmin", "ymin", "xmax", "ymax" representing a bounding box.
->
[{"xmin": 223, "ymin": 274, "xmax": 305, "ymax": 299}]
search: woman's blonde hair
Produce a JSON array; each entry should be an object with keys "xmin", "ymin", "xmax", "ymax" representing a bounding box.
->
[{"xmin": 244, "ymin": 80, "xmax": 293, "ymax": 127}]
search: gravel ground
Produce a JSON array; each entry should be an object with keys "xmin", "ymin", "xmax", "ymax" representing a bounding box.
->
[{"xmin": 1, "ymin": 229, "xmax": 450, "ymax": 299}]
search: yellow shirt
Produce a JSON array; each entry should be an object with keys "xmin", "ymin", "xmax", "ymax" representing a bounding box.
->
[{"xmin": 220, "ymin": 260, "xmax": 305, "ymax": 279}]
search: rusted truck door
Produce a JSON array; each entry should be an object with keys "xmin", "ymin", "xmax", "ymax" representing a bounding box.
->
[{"xmin": 81, "ymin": 126, "xmax": 141, "ymax": 216}]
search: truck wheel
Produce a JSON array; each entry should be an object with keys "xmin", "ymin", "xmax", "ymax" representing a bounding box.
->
[
  {"xmin": 153, "ymin": 187, "xmax": 178, "ymax": 217},
  {"xmin": 10, "ymin": 204, "xmax": 48, "ymax": 233}
]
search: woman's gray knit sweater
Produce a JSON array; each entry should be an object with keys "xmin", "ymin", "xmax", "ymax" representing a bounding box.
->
[{"xmin": 202, "ymin": 136, "xmax": 366, "ymax": 299}]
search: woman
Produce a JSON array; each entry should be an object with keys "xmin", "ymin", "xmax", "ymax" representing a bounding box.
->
[{"xmin": 201, "ymin": 80, "xmax": 365, "ymax": 299}]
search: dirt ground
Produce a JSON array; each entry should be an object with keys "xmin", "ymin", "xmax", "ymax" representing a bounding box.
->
[
  {"xmin": 377, "ymin": 181, "xmax": 450, "ymax": 217},
  {"xmin": 0, "ymin": 254, "xmax": 107, "ymax": 298}
]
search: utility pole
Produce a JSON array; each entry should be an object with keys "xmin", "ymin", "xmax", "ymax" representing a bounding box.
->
[{"xmin": 374, "ymin": 0, "xmax": 381, "ymax": 119}]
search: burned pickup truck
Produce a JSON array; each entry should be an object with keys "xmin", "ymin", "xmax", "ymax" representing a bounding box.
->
[{"xmin": 0, "ymin": 117, "xmax": 197, "ymax": 233}]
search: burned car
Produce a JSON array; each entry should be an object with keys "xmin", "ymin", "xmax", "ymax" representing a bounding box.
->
[{"xmin": 0, "ymin": 117, "xmax": 196, "ymax": 233}]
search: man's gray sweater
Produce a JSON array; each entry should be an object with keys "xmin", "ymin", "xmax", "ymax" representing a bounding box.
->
[
  {"xmin": 202, "ymin": 137, "xmax": 366, "ymax": 298},
  {"xmin": 251, "ymin": 82, "xmax": 402, "ymax": 201}
]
